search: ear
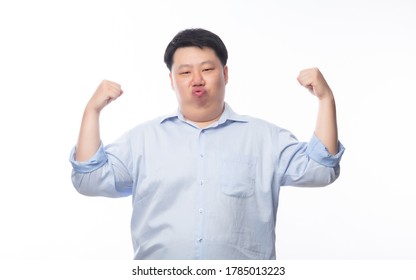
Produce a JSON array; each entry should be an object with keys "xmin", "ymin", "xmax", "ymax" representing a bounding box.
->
[
  {"xmin": 169, "ymin": 72, "xmax": 174, "ymax": 90},
  {"xmin": 223, "ymin": 65, "xmax": 229, "ymax": 85}
]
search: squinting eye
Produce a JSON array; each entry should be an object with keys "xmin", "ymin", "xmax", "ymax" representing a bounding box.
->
[
  {"xmin": 180, "ymin": 71, "xmax": 191, "ymax": 75},
  {"xmin": 203, "ymin": 68, "xmax": 214, "ymax": 72}
]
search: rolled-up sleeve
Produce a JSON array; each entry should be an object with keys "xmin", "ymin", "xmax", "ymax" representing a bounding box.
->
[
  {"xmin": 69, "ymin": 142, "xmax": 108, "ymax": 173},
  {"xmin": 306, "ymin": 134, "xmax": 345, "ymax": 168},
  {"xmin": 278, "ymin": 132, "xmax": 345, "ymax": 188},
  {"xmin": 69, "ymin": 142, "xmax": 133, "ymax": 198}
]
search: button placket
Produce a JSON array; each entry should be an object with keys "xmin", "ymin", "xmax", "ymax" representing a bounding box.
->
[{"xmin": 195, "ymin": 129, "xmax": 206, "ymax": 251}]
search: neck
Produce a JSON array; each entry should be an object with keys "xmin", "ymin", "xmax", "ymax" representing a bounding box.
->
[
  {"xmin": 182, "ymin": 103, "xmax": 225, "ymax": 128},
  {"xmin": 190, "ymin": 116, "xmax": 221, "ymax": 128}
]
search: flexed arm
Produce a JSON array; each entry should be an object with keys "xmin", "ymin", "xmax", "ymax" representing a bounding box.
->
[
  {"xmin": 297, "ymin": 68, "xmax": 338, "ymax": 155},
  {"xmin": 75, "ymin": 80, "xmax": 124, "ymax": 162}
]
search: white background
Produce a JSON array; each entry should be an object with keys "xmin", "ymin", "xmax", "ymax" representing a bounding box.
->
[{"xmin": 0, "ymin": 0, "xmax": 415, "ymax": 260}]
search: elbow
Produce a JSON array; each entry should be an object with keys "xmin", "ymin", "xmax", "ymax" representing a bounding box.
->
[
  {"xmin": 71, "ymin": 171, "xmax": 99, "ymax": 197},
  {"xmin": 71, "ymin": 168, "xmax": 132, "ymax": 198},
  {"xmin": 313, "ymin": 164, "xmax": 341, "ymax": 187},
  {"xmin": 285, "ymin": 162, "xmax": 341, "ymax": 188}
]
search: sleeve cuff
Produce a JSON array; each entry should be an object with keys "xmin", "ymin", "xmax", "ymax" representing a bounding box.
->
[
  {"xmin": 306, "ymin": 134, "xmax": 345, "ymax": 168},
  {"xmin": 69, "ymin": 142, "xmax": 108, "ymax": 173}
]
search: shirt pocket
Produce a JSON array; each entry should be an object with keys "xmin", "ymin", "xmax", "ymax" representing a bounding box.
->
[{"xmin": 219, "ymin": 155, "xmax": 257, "ymax": 198}]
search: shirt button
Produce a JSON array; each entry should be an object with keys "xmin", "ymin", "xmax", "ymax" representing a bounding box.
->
[
  {"xmin": 198, "ymin": 238, "xmax": 203, "ymax": 243},
  {"xmin": 198, "ymin": 208, "xmax": 204, "ymax": 214},
  {"xmin": 200, "ymin": 180, "xmax": 204, "ymax": 186},
  {"xmin": 200, "ymin": 153, "xmax": 204, "ymax": 158}
]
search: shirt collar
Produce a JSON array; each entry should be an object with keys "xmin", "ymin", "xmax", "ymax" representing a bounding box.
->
[{"xmin": 159, "ymin": 102, "xmax": 249, "ymax": 125}]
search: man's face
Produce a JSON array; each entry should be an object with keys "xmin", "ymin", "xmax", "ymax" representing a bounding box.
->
[{"xmin": 169, "ymin": 46, "xmax": 228, "ymax": 123}]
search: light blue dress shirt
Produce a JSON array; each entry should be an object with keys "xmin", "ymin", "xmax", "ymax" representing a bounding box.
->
[{"xmin": 70, "ymin": 103, "xmax": 344, "ymax": 260}]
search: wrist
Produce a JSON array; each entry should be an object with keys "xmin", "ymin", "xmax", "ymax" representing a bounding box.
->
[
  {"xmin": 317, "ymin": 89, "xmax": 334, "ymax": 102},
  {"xmin": 83, "ymin": 105, "xmax": 101, "ymax": 120},
  {"xmin": 85, "ymin": 101, "xmax": 103, "ymax": 115}
]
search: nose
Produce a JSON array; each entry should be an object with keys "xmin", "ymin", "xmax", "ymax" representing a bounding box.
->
[{"xmin": 191, "ymin": 72, "xmax": 205, "ymax": 86}]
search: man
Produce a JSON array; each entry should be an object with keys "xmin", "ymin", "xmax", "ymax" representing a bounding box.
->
[{"xmin": 70, "ymin": 28, "xmax": 345, "ymax": 259}]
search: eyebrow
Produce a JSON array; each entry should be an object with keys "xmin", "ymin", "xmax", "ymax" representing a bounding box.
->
[{"xmin": 177, "ymin": 60, "xmax": 216, "ymax": 69}]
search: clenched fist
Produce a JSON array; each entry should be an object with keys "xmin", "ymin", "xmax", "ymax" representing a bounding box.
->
[
  {"xmin": 86, "ymin": 80, "xmax": 124, "ymax": 113},
  {"xmin": 297, "ymin": 68, "xmax": 333, "ymax": 100}
]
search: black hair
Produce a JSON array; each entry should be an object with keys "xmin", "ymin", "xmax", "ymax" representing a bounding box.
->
[{"xmin": 164, "ymin": 28, "xmax": 228, "ymax": 70}]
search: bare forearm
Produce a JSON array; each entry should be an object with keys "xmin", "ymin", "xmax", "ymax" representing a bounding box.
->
[
  {"xmin": 315, "ymin": 93, "xmax": 338, "ymax": 155},
  {"xmin": 75, "ymin": 107, "xmax": 101, "ymax": 162},
  {"xmin": 74, "ymin": 80, "xmax": 124, "ymax": 162}
]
